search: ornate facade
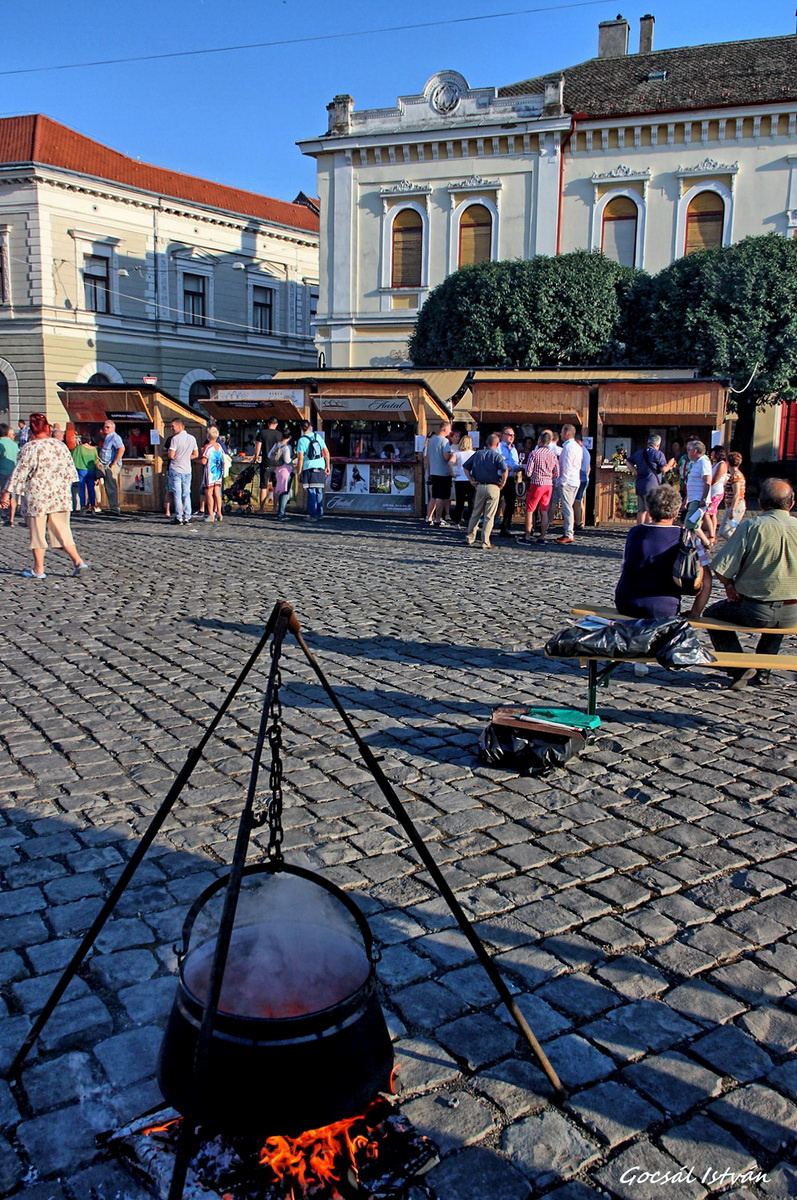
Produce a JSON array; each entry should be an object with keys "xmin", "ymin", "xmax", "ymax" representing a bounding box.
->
[{"xmin": 300, "ymin": 14, "xmax": 797, "ymax": 418}]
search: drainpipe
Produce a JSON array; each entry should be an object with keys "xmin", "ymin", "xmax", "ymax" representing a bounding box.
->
[{"xmin": 556, "ymin": 113, "xmax": 587, "ymax": 256}]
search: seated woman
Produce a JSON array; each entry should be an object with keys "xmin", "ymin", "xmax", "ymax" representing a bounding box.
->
[{"xmin": 615, "ymin": 484, "xmax": 712, "ymax": 619}]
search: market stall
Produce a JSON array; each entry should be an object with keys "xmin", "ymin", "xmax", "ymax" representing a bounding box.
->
[
  {"xmin": 594, "ymin": 379, "xmax": 730, "ymax": 523},
  {"xmin": 58, "ymin": 383, "xmax": 207, "ymax": 513},
  {"xmin": 455, "ymin": 369, "xmax": 730, "ymax": 526},
  {"xmin": 273, "ymin": 370, "xmax": 466, "ymax": 516}
]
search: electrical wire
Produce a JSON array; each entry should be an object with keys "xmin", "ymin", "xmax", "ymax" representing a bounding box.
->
[{"xmin": 0, "ymin": 0, "xmax": 611, "ymax": 77}]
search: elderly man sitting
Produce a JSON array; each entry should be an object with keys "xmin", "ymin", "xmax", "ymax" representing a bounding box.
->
[{"xmin": 704, "ymin": 478, "xmax": 797, "ymax": 688}]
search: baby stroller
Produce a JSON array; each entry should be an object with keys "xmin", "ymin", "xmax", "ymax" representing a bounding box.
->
[{"xmin": 223, "ymin": 459, "xmax": 257, "ymax": 515}]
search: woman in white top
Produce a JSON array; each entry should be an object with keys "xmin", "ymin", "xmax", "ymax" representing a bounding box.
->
[
  {"xmin": 704, "ymin": 445, "xmax": 728, "ymax": 545},
  {"xmin": 450, "ymin": 434, "xmax": 476, "ymax": 527}
]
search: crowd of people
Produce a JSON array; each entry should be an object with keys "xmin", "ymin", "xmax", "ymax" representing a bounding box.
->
[
  {"xmin": 3, "ymin": 414, "xmax": 795, "ymax": 693},
  {"xmin": 423, "ymin": 421, "xmax": 591, "ymax": 548}
]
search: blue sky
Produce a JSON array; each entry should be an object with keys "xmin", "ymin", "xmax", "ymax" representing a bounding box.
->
[{"xmin": 2, "ymin": 1, "xmax": 791, "ymax": 203}]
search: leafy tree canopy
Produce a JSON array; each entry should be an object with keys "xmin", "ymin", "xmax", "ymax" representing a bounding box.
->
[
  {"xmin": 624, "ymin": 233, "xmax": 797, "ymax": 409},
  {"xmin": 409, "ymin": 250, "xmax": 636, "ymax": 368}
]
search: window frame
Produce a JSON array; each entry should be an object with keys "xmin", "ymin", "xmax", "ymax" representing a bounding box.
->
[
  {"xmin": 379, "ymin": 200, "xmax": 430, "ymax": 298},
  {"xmin": 174, "ymin": 255, "xmax": 215, "ymax": 329},
  {"xmin": 591, "ymin": 188, "xmax": 645, "ymax": 269},
  {"xmin": 600, "ymin": 195, "xmax": 639, "ymax": 268},
  {"xmin": 251, "ymin": 283, "xmax": 275, "ymax": 335},
  {"xmin": 453, "ymin": 198, "xmax": 498, "ymax": 271},
  {"xmin": 83, "ymin": 253, "xmax": 112, "ymax": 314},
  {"xmin": 676, "ymin": 180, "xmax": 733, "ymax": 259}
]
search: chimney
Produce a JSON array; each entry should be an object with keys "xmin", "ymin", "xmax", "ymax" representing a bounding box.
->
[
  {"xmin": 327, "ymin": 95, "xmax": 353, "ymax": 135},
  {"xmin": 598, "ymin": 15, "xmax": 630, "ymax": 58},
  {"xmin": 543, "ymin": 75, "xmax": 565, "ymax": 117},
  {"xmin": 639, "ymin": 14, "xmax": 655, "ymax": 54}
]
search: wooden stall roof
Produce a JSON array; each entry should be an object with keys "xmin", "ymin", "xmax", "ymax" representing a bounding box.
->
[
  {"xmin": 272, "ymin": 369, "xmax": 470, "ymax": 413},
  {"xmin": 598, "ymin": 380, "xmax": 728, "ymax": 423},
  {"xmin": 462, "ymin": 379, "xmax": 590, "ymax": 427},
  {"xmin": 57, "ymin": 383, "xmax": 201, "ymax": 426},
  {"xmin": 470, "ymin": 368, "xmax": 706, "ymax": 383}
]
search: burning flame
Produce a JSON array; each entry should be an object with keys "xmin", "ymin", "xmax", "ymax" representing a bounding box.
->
[
  {"xmin": 143, "ymin": 1116, "xmax": 182, "ymax": 1136},
  {"xmin": 259, "ymin": 1114, "xmax": 370, "ymax": 1199}
]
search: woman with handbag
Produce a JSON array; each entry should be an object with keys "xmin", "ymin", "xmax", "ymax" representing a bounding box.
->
[
  {"xmin": 269, "ymin": 431, "xmax": 295, "ymax": 520},
  {"xmin": 615, "ymin": 485, "xmax": 712, "ymax": 619}
]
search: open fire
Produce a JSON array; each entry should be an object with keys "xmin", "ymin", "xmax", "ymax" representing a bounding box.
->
[{"xmin": 105, "ymin": 1097, "xmax": 437, "ymax": 1200}]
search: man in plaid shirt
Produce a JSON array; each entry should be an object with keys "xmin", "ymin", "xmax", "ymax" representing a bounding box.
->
[{"xmin": 519, "ymin": 431, "xmax": 560, "ymax": 544}]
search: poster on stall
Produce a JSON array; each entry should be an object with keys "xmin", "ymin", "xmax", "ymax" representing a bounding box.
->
[
  {"xmin": 121, "ymin": 464, "xmax": 154, "ymax": 495},
  {"xmin": 326, "ymin": 462, "xmax": 415, "ymax": 512}
]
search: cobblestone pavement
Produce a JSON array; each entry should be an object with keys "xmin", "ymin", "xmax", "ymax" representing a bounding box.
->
[{"xmin": 1, "ymin": 510, "xmax": 796, "ymax": 1200}]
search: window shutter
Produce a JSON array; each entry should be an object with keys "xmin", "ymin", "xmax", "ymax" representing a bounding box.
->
[
  {"xmin": 685, "ymin": 192, "xmax": 724, "ymax": 254},
  {"xmin": 459, "ymin": 205, "xmax": 492, "ymax": 266},
  {"xmin": 392, "ymin": 210, "xmax": 423, "ymax": 287},
  {"xmin": 601, "ymin": 197, "xmax": 637, "ymax": 268}
]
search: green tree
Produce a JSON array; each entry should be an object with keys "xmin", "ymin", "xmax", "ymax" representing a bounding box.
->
[
  {"xmin": 409, "ymin": 251, "xmax": 637, "ymax": 368},
  {"xmin": 625, "ymin": 234, "xmax": 797, "ymax": 442}
]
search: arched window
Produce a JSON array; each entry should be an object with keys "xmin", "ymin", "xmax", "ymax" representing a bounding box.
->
[
  {"xmin": 392, "ymin": 209, "xmax": 423, "ymax": 288},
  {"xmin": 88, "ymin": 372, "xmax": 110, "ymax": 385},
  {"xmin": 685, "ymin": 190, "xmax": 724, "ymax": 254},
  {"xmin": 601, "ymin": 196, "xmax": 638, "ymax": 268},
  {"xmin": 0, "ymin": 373, "xmax": 8, "ymax": 419},
  {"xmin": 189, "ymin": 380, "xmax": 211, "ymax": 406},
  {"xmin": 459, "ymin": 204, "xmax": 492, "ymax": 267}
]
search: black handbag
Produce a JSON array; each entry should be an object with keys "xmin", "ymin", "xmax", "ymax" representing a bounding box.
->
[{"xmin": 672, "ymin": 528, "xmax": 703, "ymax": 595}]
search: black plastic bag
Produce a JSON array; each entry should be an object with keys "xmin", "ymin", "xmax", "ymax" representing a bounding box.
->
[
  {"xmin": 655, "ymin": 620, "xmax": 715, "ymax": 669},
  {"xmin": 545, "ymin": 617, "xmax": 680, "ymax": 660},
  {"xmin": 672, "ymin": 529, "xmax": 703, "ymax": 595},
  {"xmin": 478, "ymin": 723, "xmax": 583, "ymax": 774},
  {"xmin": 545, "ymin": 617, "xmax": 715, "ymax": 671}
]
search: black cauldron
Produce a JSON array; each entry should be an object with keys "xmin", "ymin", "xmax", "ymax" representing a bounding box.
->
[{"xmin": 157, "ymin": 863, "xmax": 394, "ymax": 1136}]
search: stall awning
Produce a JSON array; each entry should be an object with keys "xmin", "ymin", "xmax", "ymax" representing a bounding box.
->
[
  {"xmin": 203, "ymin": 399, "xmax": 304, "ymax": 422},
  {"xmin": 60, "ymin": 389, "xmax": 153, "ymax": 423}
]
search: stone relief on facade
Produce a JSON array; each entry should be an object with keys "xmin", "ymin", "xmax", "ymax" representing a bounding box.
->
[
  {"xmin": 379, "ymin": 180, "xmax": 432, "ymax": 196},
  {"xmin": 423, "ymin": 72, "xmax": 469, "ymax": 116},
  {"xmin": 678, "ymin": 157, "xmax": 739, "ymax": 175},
  {"xmin": 591, "ymin": 164, "xmax": 651, "ymax": 181},
  {"xmin": 448, "ymin": 175, "xmax": 501, "ymax": 192}
]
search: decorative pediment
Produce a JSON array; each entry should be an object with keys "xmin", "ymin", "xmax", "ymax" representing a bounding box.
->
[
  {"xmin": 591, "ymin": 164, "xmax": 651, "ymax": 183},
  {"xmin": 677, "ymin": 158, "xmax": 739, "ymax": 177},
  {"xmin": 447, "ymin": 175, "xmax": 502, "ymax": 193},
  {"xmin": 379, "ymin": 180, "xmax": 432, "ymax": 197}
]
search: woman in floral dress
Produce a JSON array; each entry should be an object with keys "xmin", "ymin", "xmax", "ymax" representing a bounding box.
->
[{"xmin": 0, "ymin": 412, "xmax": 88, "ymax": 578}]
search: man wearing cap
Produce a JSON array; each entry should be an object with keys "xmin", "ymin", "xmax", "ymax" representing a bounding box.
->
[{"xmin": 705, "ymin": 478, "xmax": 797, "ymax": 688}]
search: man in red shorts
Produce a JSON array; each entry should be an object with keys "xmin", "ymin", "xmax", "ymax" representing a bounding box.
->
[{"xmin": 518, "ymin": 431, "xmax": 559, "ymax": 544}]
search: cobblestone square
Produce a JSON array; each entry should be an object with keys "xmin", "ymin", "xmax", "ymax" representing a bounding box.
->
[{"xmin": 1, "ymin": 512, "xmax": 796, "ymax": 1198}]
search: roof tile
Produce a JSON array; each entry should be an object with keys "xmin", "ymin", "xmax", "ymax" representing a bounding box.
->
[
  {"xmin": 0, "ymin": 114, "xmax": 318, "ymax": 234},
  {"xmin": 499, "ymin": 34, "xmax": 797, "ymax": 117}
]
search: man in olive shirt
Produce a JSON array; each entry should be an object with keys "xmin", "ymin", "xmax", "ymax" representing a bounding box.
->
[{"xmin": 705, "ymin": 478, "xmax": 797, "ymax": 687}]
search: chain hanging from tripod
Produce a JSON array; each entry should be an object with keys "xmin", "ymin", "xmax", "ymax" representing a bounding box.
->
[{"xmin": 263, "ymin": 632, "xmax": 285, "ymax": 862}]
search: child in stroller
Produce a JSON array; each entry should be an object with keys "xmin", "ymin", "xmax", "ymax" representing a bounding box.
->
[{"xmin": 223, "ymin": 459, "xmax": 257, "ymax": 514}]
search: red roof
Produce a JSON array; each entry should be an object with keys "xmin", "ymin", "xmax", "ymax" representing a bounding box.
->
[{"xmin": 0, "ymin": 114, "xmax": 319, "ymax": 235}]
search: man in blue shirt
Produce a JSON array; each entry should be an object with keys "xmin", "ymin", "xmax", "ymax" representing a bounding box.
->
[
  {"xmin": 295, "ymin": 420, "xmax": 330, "ymax": 519},
  {"xmin": 497, "ymin": 426, "xmax": 520, "ymax": 537},
  {"xmin": 98, "ymin": 420, "xmax": 125, "ymax": 515},
  {"xmin": 464, "ymin": 434, "xmax": 508, "ymax": 549}
]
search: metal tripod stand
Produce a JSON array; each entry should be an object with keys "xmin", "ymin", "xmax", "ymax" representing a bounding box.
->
[{"xmin": 7, "ymin": 600, "xmax": 564, "ymax": 1199}]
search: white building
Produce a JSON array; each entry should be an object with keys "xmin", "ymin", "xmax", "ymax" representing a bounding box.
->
[
  {"xmin": 300, "ymin": 14, "xmax": 797, "ymax": 445},
  {"xmin": 0, "ymin": 115, "xmax": 319, "ymax": 425}
]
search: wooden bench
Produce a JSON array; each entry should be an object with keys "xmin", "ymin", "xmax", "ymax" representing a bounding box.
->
[{"xmin": 543, "ymin": 606, "xmax": 797, "ymax": 715}]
